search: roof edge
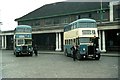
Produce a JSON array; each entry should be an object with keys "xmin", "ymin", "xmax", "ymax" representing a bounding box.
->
[{"xmin": 15, "ymin": 8, "xmax": 109, "ymax": 22}]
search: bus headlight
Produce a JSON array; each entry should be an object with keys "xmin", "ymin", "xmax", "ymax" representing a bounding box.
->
[
  {"xmin": 28, "ymin": 48, "xmax": 33, "ymax": 52},
  {"xmin": 83, "ymin": 48, "xmax": 86, "ymax": 51},
  {"xmin": 18, "ymin": 48, "xmax": 21, "ymax": 51},
  {"xmin": 17, "ymin": 48, "xmax": 21, "ymax": 52},
  {"xmin": 28, "ymin": 48, "xmax": 31, "ymax": 50},
  {"xmin": 96, "ymin": 48, "xmax": 99, "ymax": 51}
]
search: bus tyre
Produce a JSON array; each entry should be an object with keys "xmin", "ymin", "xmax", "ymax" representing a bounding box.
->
[
  {"xmin": 14, "ymin": 52, "xmax": 15, "ymax": 55},
  {"xmin": 30, "ymin": 53, "xmax": 33, "ymax": 56},
  {"xmin": 76, "ymin": 53, "xmax": 81, "ymax": 60},
  {"xmin": 15, "ymin": 53, "xmax": 19, "ymax": 57},
  {"xmin": 95, "ymin": 54, "xmax": 100, "ymax": 60},
  {"xmin": 65, "ymin": 49, "xmax": 69, "ymax": 57}
]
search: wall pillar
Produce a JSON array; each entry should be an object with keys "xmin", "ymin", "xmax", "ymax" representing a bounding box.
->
[
  {"xmin": 5, "ymin": 35, "xmax": 7, "ymax": 49},
  {"xmin": 1, "ymin": 35, "xmax": 7, "ymax": 49},
  {"xmin": 98, "ymin": 30, "xmax": 102, "ymax": 51},
  {"xmin": 58, "ymin": 32, "xmax": 62, "ymax": 51},
  {"xmin": 2, "ymin": 35, "xmax": 4, "ymax": 49},
  {"xmin": 55, "ymin": 32, "xmax": 62, "ymax": 51},
  {"xmin": 55, "ymin": 33, "xmax": 59, "ymax": 51},
  {"xmin": 110, "ymin": 2, "xmax": 114, "ymax": 22},
  {"xmin": 101, "ymin": 30, "xmax": 106, "ymax": 52}
]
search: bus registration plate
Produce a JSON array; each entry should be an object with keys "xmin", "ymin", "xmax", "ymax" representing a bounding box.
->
[{"xmin": 88, "ymin": 55, "xmax": 93, "ymax": 57}]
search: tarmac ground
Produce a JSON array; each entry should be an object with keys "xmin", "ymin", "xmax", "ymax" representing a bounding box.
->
[{"xmin": 38, "ymin": 51, "xmax": 120, "ymax": 57}]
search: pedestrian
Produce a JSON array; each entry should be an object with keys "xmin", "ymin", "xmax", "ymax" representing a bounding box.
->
[
  {"xmin": 33, "ymin": 44, "xmax": 38, "ymax": 56},
  {"xmin": 93, "ymin": 36, "xmax": 98, "ymax": 47},
  {"xmin": 70, "ymin": 43, "xmax": 78, "ymax": 61}
]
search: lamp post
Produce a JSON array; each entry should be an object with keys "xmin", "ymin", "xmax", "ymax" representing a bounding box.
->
[{"xmin": 100, "ymin": 0, "xmax": 103, "ymax": 24}]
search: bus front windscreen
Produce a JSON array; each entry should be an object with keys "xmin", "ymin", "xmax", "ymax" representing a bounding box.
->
[
  {"xmin": 17, "ymin": 39, "xmax": 24, "ymax": 45},
  {"xmin": 17, "ymin": 39, "xmax": 32, "ymax": 45},
  {"xmin": 80, "ymin": 38, "xmax": 90, "ymax": 43},
  {"xmin": 80, "ymin": 37, "xmax": 98, "ymax": 43},
  {"xmin": 25, "ymin": 39, "xmax": 32, "ymax": 44}
]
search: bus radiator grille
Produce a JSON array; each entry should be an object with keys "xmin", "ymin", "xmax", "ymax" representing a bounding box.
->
[
  {"xmin": 22, "ymin": 46, "xmax": 27, "ymax": 53},
  {"xmin": 88, "ymin": 46, "xmax": 94, "ymax": 55}
]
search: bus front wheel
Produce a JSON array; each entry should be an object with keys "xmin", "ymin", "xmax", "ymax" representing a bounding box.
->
[
  {"xmin": 15, "ymin": 53, "xmax": 19, "ymax": 57},
  {"xmin": 76, "ymin": 53, "xmax": 82, "ymax": 60},
  {"xmin": 95, "ymin": 54, "xmax": 100, "ymax": 60},
  {"xmin": 30, "ymin": 53, "xmax": 33, "ymax": 56}
]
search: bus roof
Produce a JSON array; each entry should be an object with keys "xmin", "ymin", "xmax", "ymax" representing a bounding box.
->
[
  {"xmin": 70, "ymin": 18, "xmax": 96, "ymax": 25},
  {"xmin": 16, "ymin": 25, "xmax": 31, "ymax": 28},
  {"xmin": 64, "ymin": 18, "xmax": 96, "ymax": 29},
  {"xmin": 77, "ymin": 18, "xmax": 96, "ymax": 23}
]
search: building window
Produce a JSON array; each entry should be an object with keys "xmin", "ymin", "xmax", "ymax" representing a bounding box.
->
[
  {"xmin": 113, "ymin": 5, "xmax": 120, "ymax": 21},
  {"xmin": 53, "ymin": 17, "xmax": 60, "ymax": 24},
  {"xmin": 89, "ymin": 13, "xmax": 92, "ymax": 18},
  {"xmin": 77, "ymin": 15, "xmax": 81, "ymax": 19},
  {"xmin": 60, "ymin": 16, "xmax": 69, "ymax": 24},
  {"xmin": 45, "ymin": 19, "xmax": 53, "ymax": 25},
  {"xmin": 34, "ymin": 20, "xmax": 40, "ymax": 26},
  {"xmin": 116, "ymin": 5, "xmax": 120, "ymax": 20}
]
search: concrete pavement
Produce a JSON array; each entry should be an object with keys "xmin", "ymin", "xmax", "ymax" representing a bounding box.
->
[
  {"xmin": 2, "ymin": 50, "xmax": 119, "ymax": 78},
  {"xmin": 101, "ymin": 51, "xmax": 120, "ymax": 57}
]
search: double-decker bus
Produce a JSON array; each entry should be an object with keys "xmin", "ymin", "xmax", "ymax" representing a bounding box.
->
[
  {"xmin": 13, "ymin": 25, "xmax": 33, "ymax": 57},
  {"xmin": 64, "ymin": 18, "xmax": 100, "ymax": 60}
]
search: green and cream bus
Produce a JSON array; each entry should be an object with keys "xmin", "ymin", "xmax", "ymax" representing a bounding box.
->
[
  {"xmin": 14, "ymin": 25, "xmax": 33, "ymax": 57},
  {"xmin": 64, "ymin": 18, "xmax": 100, "ymax": 60}
]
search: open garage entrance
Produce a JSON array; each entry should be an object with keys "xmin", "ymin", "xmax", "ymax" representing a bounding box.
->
[
  {"xmin": 106, "ymin": 29, "xmax": 120, "ymax": 51},
  {"xmin": 6, "ymin": 35, "xmax": 14, "ymax": 50},
  {"xmin": 33, "ymin": 33, "xmax": 64, "ymax": 51},
  {"xmin": 32, "ymin": 33, "xmax": 56, "ymax": 51}
]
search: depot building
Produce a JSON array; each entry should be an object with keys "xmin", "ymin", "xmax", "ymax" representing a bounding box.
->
[{"xmin": 1, "ymin": 1, "xmax": 120, "ymax": 52}]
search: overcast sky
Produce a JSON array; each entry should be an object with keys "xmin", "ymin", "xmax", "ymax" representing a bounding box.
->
[
  {"xmin": 0, "ymin": 0, "xmax": 118, "ymax": 31},
  {"xmin": 0, "ymin": 0, "xmax": 65, "ymax": 31}
]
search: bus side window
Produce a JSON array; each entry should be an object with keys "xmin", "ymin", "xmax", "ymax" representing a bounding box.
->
[
  {"xmin": 73, "ymin": 24, "xmax": 75, "ymax": 29},
  {"xmin": 67, "ymin": 40, "xmax": 69, "ymax": 45},
  {"xmin": 69, "ymin": 39, "xmax": 71, "ymax": 45},
  {"xmin": 65, "ymin": 40, "xmax": 66, "ymax": 45},
  {"xmin": 70, "ymin": 39, "xmax": 72, "ymax": 45},
  {"xmin": 76, "ymin": 38, "xmax": 79, "ymax": 45},
  {"xmin": 75, "ymin": 22, "xmax": 77, "ymax": 28},
  {"xmin": 67, "ymin": 40, "xmax": 68, "ymax": 45},
  {"xmin": 73, "ymin": 39, "xmax": 76, "ymax": 44},
  {"xmin": 70, "ymin": 24, "xmax": 72, "ymax": 30}
]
